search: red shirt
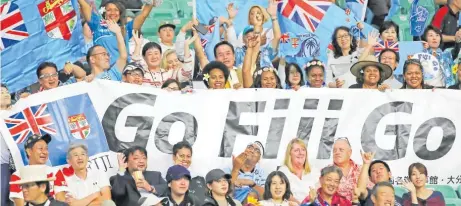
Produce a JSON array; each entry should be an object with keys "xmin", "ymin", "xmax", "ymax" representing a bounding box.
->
[
  {"xmin": 9, "ymin": 165, "xmax": 68, "ymax": 201},
  {"xmin": 302, "ymin": 188, "xmax": 352, "ymax": 206}
]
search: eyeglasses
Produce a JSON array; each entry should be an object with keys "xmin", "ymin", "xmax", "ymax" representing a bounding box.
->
[
  {"xmin": 336, "ymin": 34, "xmax": 350, "ymax": 40},
  {"xmin": 91, "ymin": 52, "xmax": 110, "ymax": 58},
  {"xmin": 246, "ymin": 144, "xmax": 261, "ymax": 154},
  {"xmin": 39, "ymin": 73, "xmax": 58, "ymax": 80}
]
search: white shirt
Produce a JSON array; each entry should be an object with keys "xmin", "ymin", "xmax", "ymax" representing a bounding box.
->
[
  {"xmin": 61, "ymin": 167, "xmax": 110, "ymax": 200},
  {"xmin": 278, "ymin": 165, "xmax": 320, "ymax": 202},
  {"xmin": 159, "ymin": 42, "xmax": 175, "ymax": 56},
  {"xmin": 228, "ymin": 67, "xmax": 241, "ymax": 89},
  {"xmin": 259, "ymin": 199, "xmax": 290, "ymax": 206},
  {"xmin": 326, "ymin": 48, "xmax": 364, "ymax": 88}
]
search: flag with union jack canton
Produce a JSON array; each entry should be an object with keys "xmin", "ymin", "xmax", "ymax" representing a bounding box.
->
[
  {"xmin": 345, "ymin": 0, "xmax": 368, "ymax": 21},
  {"xmin": 373, "ymin": 40, "xmax": 399, "ymax": 57},
  {"xmin": 3, "ymin": 94, "xmax": 109, "ymax": 166},
  {"xmin": 1, "ymin": 0, "xmax": 84, "ymax": 93},
  {"xmin": 277, "ymin": 1, "xmax": 377, "ymax": 68},
  {"xmin": 0, "ymin": 1, "xmax": 29, "ymax": 50}
]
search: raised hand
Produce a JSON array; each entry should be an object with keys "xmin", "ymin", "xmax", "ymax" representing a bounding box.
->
[
  {"xmin": 360, "ymin": 150, "xmax": 375, "ymax": 164},
  {"xmin": 132, "ymin": 30, "xmax": 142, "ymax": 46},
  {"xmin": 117, "ymin": 153, "xmax": 127, "ymax": 172},
  {"xmin": 402, "ymin": 179, "xmax": 416, "ymax": 193},
  {"xmin": 266, "ymin": 0, "xmax": 278, "ymax": 17},
  {"xmin": 308, "ymin": 187, "xmax": 317, "ymax": 203},
  {"xmin": 227, "ymin": 3, "xmax": 238, "ymax": 20},
  {"xmin": 185, "ymin": 35, "xmax": 198, "ymax": 46},
  {"xmin": 107, "ymin": 20, "xmax": 121, "ymax": 34},
  {"xmin": 63, "ymin": 63, "xmax": 74, "ymax": 75},
  {"xmin": 247, "ymin": 35, "xmax": 261, "ymax": 49},
  {"xmin": 367, "ymin": 30, "xmax": 380, "ymax": 47},
  {"xmin": 232, "ymin": 152, "xmax": 247, "ymax": 170}
]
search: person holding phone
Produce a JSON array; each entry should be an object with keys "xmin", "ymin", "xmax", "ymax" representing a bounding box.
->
[{"xmin": 110, "ymin": 146, "xmax": 168, "ymax": 206}]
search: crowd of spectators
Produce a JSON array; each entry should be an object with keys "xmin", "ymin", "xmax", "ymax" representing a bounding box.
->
[{"xmin": 2, "ymin": 0, "xmax": 461, "ymax": 205}]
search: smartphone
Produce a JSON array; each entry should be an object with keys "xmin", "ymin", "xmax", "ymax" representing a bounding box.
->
[{"xmin": 193, "ymin": 24, "xmax": 208, "ymax": 35}]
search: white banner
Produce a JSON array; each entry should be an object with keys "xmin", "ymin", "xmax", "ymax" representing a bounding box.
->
[{"xmin": 1, "ymin": 80, "xmax": 461, "ymax": 186}]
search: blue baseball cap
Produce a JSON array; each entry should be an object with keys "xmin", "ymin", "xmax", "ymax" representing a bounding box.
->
[
  {"xmin": 166, "ymin": 165, "xmax": 191, "ymax": 183},
  {"xmin": 243, "ymin": 26, "xmax": 254, "ymax": 36}
]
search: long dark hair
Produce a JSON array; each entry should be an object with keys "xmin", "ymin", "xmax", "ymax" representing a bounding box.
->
[
  {"xmin": 331, "ymin": 26, "xmax": 358, "ymax": 58},
  {"xmin": 263, "ymin": 171, "xmax": 292, "ymax": 201},
  {"xmin": 102, "ymin": 1, "xmax": 127, "ymax": 39},
  {"xmin": 206, "ymin": 179, "xmax": 237, "ymax": 206},
  {"xmin": 252, "ymin": 67, "xmax": 283, "ymax": 89},
  {"xmin": 285, "ymin": 63, "xmax": 305, "ymax": 88}
]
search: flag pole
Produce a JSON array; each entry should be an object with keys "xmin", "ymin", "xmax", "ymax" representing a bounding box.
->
[{"xmin": 192, "ymin": 0, "xmax": 197, "ymax": 20}]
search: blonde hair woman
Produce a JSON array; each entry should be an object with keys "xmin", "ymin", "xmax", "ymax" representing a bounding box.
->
[{"xmin": 278, "ymin": 138, "xmax": 320, "ymax": 203}]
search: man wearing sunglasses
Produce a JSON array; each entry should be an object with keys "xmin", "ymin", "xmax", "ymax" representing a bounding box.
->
[
  {"xmin": 123, "ymin": 63, "xmax": 145, "ymax": 85},
  {"xmin": 226, "ymin": 141, "xmax": 266, "ymax": 202}
]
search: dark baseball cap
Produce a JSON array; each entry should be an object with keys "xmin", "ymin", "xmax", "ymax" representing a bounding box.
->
[
  {"xmin": 123, "ymin": 62, "xmax": 144, "ymax": 75},
  {"xmin": 205, "ymin": 169, "xmax": 231, "ymax": 183},
  {"xmin": 158, "ymin": 21, "xmax": 176, "ymax": 32},
  {"xmin": 166, "ymin": 165, "xmax": 191, "ymax": 183},
  {"xmin": 24, "ymin": 134, "xmax": 51, "ymax": 149}
]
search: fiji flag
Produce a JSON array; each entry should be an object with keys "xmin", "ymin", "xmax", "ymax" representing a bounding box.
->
[
  {"xmin": 4, "ymin": 94, "xmax": 109, "ymax": 166},
  {"xmin": 278, "ymin": 1, "xmax": 377, "ymax": 66},
  {"xmin": 199, "ymin": 20, "xmax": 221, "ymax": 61},
  {"xmin": 1, "ymin": 0, "xmax": 85, "ymax": 93},
  {"xmin": 345, "ymin": 0, "xmax": 368, "ymax": 21},
  {"xmin": 373, "ymin": 41, "xmax": 399, "ymax": 57}
]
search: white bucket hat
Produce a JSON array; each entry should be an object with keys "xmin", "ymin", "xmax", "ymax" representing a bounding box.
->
[{"xmin": 10, "ymin": 165, "xmax": 55, "ymax": 185}]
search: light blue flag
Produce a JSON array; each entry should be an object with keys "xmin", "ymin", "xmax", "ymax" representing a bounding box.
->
[
  {"xmin": 203, "ymin": 20, "xmax": 221, "ymax": 61},
  {"xmin": 196, "ymin": 0, "xmax": 272, "ymax": 36},
  {"xmin": 346, "ymin": 0, "xmax": 368, "ymax": 21},
  {"xmin": 277, "ymin": 2, "xmax": 377, "ymax": 68},
  {"xmin": 1, "ymin": 0, "xmax": 85, "ymax": 92},
  {"xmin": 395, "ymin": 41, "xmax": 425, "ymax": 75},
  {"xmin": 4, "ymin": 94, "xmax": 109, "ymax": 166},
  {"xmin": 410, "ymin": 0, "xmax": 429, "ymax": 37}
]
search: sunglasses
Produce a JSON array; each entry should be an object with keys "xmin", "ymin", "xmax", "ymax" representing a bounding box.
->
[{"xmin": 334, "ymin": 137, "xmax": 351, "ymax": 147}]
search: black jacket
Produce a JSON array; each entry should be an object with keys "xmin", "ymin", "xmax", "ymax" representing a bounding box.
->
[
  {"xmin": 110, "ymin": 170, "xmax": 168, "ymax": 206},
  {"xmin": 161, "ymin": 191, "xmax": 198, "ymax": 206},
  {"xmin": 202, "ymin": 194, "xmax": 238, "ymax": 206}
]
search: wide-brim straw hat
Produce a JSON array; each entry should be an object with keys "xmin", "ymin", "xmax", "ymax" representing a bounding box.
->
[
  {"xmin": 10, "ymin": 165, "xmax": 55, "ymax": 185},
  {"xmin": 350, "ymin": 55, "xmax": 393, "ymax": 80}
]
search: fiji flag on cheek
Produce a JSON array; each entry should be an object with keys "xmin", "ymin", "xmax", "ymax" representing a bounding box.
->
[{"xmin": 4, "ymin": 94, "xmax": 109, "ymax": 166}]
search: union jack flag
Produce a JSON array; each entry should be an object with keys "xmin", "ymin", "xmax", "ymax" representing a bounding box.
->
[
  {"xmin": 4, "ymin": 104, "xmax": 56, "ymax": 144},
  {"xmin": 280, "ymin": 33, "xmax": 290, "ymax": 43},
  {"xmin": 373, "ymin": 40, "xmax": 399, "ymax": 57},
  {"xmin": 0, "ymin": 1, "xmax": 29, "ymax": 50},
  {"xmin": 278, "ymin": 0, "xmax": 333, "ymax": 33}
]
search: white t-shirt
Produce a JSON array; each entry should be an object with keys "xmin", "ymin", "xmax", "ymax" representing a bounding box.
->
[
  {"xmin": 61, "ymin": 167, "xmax": 110, "ymax": 200},
  {"xmin": 278, "ymin": 165, "xmax": 320, "ymax": 202},
  {"xmin": 159, "ymin": 42, "xmax": 175, "ymax": 56},
  {"xmin": 326, "ymin": 48, "xmax": 364, "ymax": 88},
  {"xmin": 259, "ymin": 199, "xmax": 290, "ymax": 206},
  {"xmin": 10, "ymin": 165, "xmax": 68, "ymax": 201}
]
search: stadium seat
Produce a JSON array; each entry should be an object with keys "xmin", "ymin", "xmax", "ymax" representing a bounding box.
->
[
  {"xmin": 426, "ymin": 185, "xmax": 458, "ymax": 199},
  {"xmin": 445, "ymin": 198, "xmax": 461, "ymax": 206},
  {"xmin": 457, "ymin": 185, "xmax": 461, "ymax": 198},
  {"xmin": 394, "ymin": 186, "xmax": 407, "ymax": 198}
]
